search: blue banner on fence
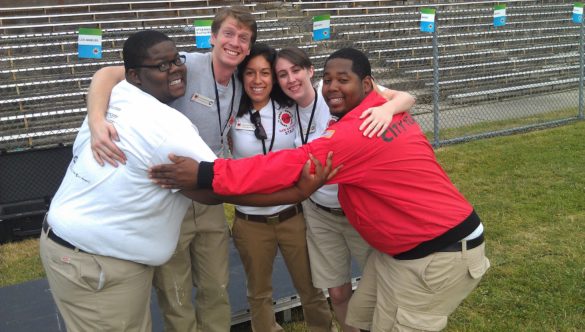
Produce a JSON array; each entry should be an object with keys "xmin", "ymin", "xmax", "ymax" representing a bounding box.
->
[
  {"xmin": 313, "ymin": 14, "xmax": 331, "ymax": 41},
  {"xmin": 420, "ymin": 8, "xmax": 436, "ymax": 33},
  {"xmin": 195, "ymin": 20, "xmax": 212, "ymax": 49},
  {"xmin": 494, "ymin": 4, "xmax": 507, "ymax": 27},
  {"xmin": 78, "ymin": 28, "xmax": 102, "ymax": 59},
  {"xmin": 573, "ymin": 3, "xmax": 583, "ymax": 24}
]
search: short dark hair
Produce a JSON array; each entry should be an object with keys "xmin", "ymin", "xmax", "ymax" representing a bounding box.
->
[
  {"xmin": 237, "ymin": 43, "xmax": 293, "ymax": 117},
  {"xmin": 276, "ymin": 47, "xmax": 313, "ymax": 70},
  {"xmin": 123, "ymin": 30, "xmax": 172, "ymax": 72},
  {"xmin": 212, "ymin": 6, "xmax": 257, "ymax": 46},
  {"xmin": 324, "ymin": 47, "xmax": 371, "ymax": 80}
]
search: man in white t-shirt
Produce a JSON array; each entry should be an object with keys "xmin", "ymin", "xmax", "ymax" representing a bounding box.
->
[{"xmin": 39, "ymin": 30, "xmax": 217, "ymax": 332}]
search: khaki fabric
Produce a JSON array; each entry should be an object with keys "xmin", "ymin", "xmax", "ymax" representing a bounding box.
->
[
  {"xmin": 40, "ymin": 229, "xmax": 154, "ymax": 332},
  {"xmin": 302, "ymin": 199, "xmax": 372, "ymax": 289},
  {"xmin": 153, "ymin": 202, "xmax": 230, "ymax": 332},
  {"xmin": 232, "ymin": 213, "xmax": 335, "ymax": 332},
  {"xmin": 347, "ymin": 243, "xmax": 490, "ymax": 331}
]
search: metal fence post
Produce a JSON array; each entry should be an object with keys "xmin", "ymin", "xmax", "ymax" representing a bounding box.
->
[
  {"xmin": 579, "ymin": 12, "xmax": 585, "ymax": 119},
  {"xmin": 432, "ymin": 15, "xmax": 440, "ymax": 147}
]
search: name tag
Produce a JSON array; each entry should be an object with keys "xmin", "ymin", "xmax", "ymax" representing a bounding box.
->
[
  {"xmin": 191, "ymin": 92, "xmax": 214, "ymax": 107},
  {"xmin": 234, "ymin": 120, "xmax": 255, "ymax": 131}
]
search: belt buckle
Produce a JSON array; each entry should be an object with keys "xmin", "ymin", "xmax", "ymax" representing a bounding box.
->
[
  {"xmin": 266, "ymin": 215, "xmax": 280, "ymax": 225},
  {"xmin": 330, "ymin": 208, "xmax": 344, "ymax": 217}
]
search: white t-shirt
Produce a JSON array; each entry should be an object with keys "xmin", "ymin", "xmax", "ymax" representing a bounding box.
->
[
  {"xmin": 230, "ymin": 99, "xmax": 297, "ymax": 215},
  {"xmin": 294, "ymin": 83, "xmax": 341, "ymax": 208},
  {"xmin": 47, "ymin": 80, "xmax": 217, "ymax": 266}
]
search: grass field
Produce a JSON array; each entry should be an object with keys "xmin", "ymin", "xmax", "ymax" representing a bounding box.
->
[{"xmin": 1, "ymin": 120, "xmax": 584, "ymax": 331}]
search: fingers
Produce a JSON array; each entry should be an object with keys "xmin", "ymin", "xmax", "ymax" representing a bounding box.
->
[
  {"xmin": 323, "ymin": 151, "xmax": 334, "ymax": 173},
  {"xmin": 308, "ymin": 153, "xmax": 323, "ymax": 172},
  {"xmin": 375, "ymin": 122, "xmax": 390, "ymax": 137},
  {"xmin": 91, "ymin": 143, "xmax": 120, "ymax": 167},
  {"xmin": 148, "ymin": 166, "xmax": 180, "ymax": 189},
  {"xmin": 149, "ymin": 163, "xmax": 175, "ymax": 176},
  {"xmin": 92, "ymin": 150, "xmax": 105, "ymax": 167},
  {"xmin": 359, "ymin": 110, "xmax": 373, "ymax": 131},
  {"xmin": 365, "ymin": 121, "xmax": 383, "ymax": 138},
  {"xmin": 359, "ymin": 108, "xmax": 373, "ymax": 119},
  {"xmin": 91, "ymin": 139, "xmax": 126, "ymax": 166},
  {"xmin": 108, "ymin": 125, "xmax": 120, "ymax": 142},
  {"xmin": 105, "ymin": 124, "xmax": 126, "ymax": 163},
  {"xmin": 327, "ymin": 164, "xmax": 343, "ymax": 181},
  {"xmin": 168, "ymin": 153, "xmax": 187, "ymax": 164},
  {"xmin": 301, "ymin": 158, "xmax": 312, "ymax": 177}
]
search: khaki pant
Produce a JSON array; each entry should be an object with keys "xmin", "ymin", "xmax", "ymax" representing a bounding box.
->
[
  {"xmin": 153, "ymin": 202, "xmax": 230, "ymax": 332},
  {"xmin": 302, "ymin": 199, "xmax": 372, "ymax": 289},
  {"xmin": 347, "ymin": 243, "xmax": 490, "ymax": 331},
  {"xmin": 40, "ymin": 228, "xmax": 154, "ymax": 332},
  {"xmin": 232, "ymin": 212, "xmax": 334, "ymax": 332}
]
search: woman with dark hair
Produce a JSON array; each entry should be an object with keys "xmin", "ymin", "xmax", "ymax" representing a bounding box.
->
[
  {"xmin": 230, "ymin": 43, "xmax": 334, "ymax": 332},
  {"xmin": 274, "ymin": 47, "xmax": 416, "ymax": 332}
]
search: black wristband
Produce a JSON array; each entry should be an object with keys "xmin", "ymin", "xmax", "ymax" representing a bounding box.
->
[{"xmin": 198, "ymin": 161, "xmax": 215, "ymax": 189}]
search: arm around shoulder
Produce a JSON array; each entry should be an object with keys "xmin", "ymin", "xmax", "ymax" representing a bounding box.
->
[
  {"xmin": 87, "ymin": 66, "xmax": 126, "ymax": 166},
  {"xmin": 359, "ymin": 86, "xmax": 416, "ymax": 137}
]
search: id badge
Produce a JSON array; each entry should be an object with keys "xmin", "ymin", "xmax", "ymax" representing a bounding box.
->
[{"xmin": 191, "ymin": 92, "xmax": 214, "ymax": 107}]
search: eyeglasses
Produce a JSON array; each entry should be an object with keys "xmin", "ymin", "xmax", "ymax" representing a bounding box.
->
[
  {"xmin": 133, "ymin": 55, "xmax": 186, "ymax": 72},
  {"xmin": 250, "ymin": 110, "xmax": 267, "ymax": 140}
]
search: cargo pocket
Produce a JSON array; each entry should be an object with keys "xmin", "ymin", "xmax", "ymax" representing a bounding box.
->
[
  {"xmin": 394, "ymin": 307, "xmax": 448, "ymax": 331},
  {"xmin": 468, "ymin": 256, "xmax": 490, "ymax": 280}
]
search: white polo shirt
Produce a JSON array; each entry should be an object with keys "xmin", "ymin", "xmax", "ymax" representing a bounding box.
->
[
  {"xmin": 47, "ymin": 80, "xmax": 217, "ymax": 266},
  {"xmin": 230, "ymin": 99, "xmax": 297, "ymax": 216}
]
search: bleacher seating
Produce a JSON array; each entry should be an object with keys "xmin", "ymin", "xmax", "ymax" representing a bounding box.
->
[{"xmin": 0, "ymin": 0, "xmax": 579, "ymax": 152}]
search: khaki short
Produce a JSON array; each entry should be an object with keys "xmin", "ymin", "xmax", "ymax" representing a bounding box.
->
[
  {"xmin": 302, "ymin": 199, "xmax": 372, "ymax": 289},
  {"xmin": 347, "ymin": 243, "xmax": 490, "ymax": 331}
]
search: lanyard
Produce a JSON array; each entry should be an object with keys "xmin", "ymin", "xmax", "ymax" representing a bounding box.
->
[
  {"xmin": 295, "ymin": 88, "xmax": 318, "ymax": 145},
  {"xmin": 250, "ymin": 99, "xmax": 276, "ymax": 155},
  {"xmin": 210, "ymin": 61, "xmax": 236, "ymax": 146}
]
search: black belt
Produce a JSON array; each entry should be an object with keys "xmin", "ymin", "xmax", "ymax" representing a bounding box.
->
[
  {"xmin": 42, "ymin": 219, "xmax": 85, "ymax": 253},
  {"xmin": 309, "ymin": 199, "xmax": 345, "ymax": 216},
  {"xmin": 438, "ymin": 233, "xmax": 484, "ymax": 253},
  {"xmin": 235, "ymin": 203, "xmax": 303, "ymax": 225}
]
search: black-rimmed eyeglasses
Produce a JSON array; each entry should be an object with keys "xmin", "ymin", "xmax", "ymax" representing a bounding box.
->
[
  {"xmin": 249, "ymin": 110, "xmax": 267, "ymax": 140},
  {"xmin": 133, "ymin": 55, "xmax": 186, "ymax": 72}
]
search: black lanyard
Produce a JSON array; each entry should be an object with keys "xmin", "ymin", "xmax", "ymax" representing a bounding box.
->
[
  {"xmin": 295, "ymin": 88, "xmax": 318, "ymax": 145},
  {"xmin": 210, "ymin": 61, "xmax": 236, "ymax": 146},
  {"xmin": 250, "ymin": 99, "xmax": 276, "ymax": 155}
]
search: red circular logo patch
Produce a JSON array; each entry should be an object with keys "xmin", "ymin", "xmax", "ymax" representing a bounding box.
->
[{"xmin": 278, "ymin": 110, "xmax": 294, "ymax": 127}]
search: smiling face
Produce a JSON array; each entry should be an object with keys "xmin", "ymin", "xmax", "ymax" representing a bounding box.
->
[
  {"xmin": 242, "ymin": 55, "xmax": 273, "ymax": 110},
  {"xmin": 275, "ymin": 57, "xmax": 314, "ymax": 107},
  {"xmin": 128, "ymin": 40, "xmax": 186, "ymax": 104},
  {"xmin": 322, "ymin": 58, "xmax": 372, "ymax": 117},
  {"xmin": 211, "ymin": 16, "xmax": 253, "ymax": 70}
]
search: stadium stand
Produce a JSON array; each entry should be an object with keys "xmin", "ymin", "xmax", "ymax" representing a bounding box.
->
[
  {"xmin": 0, "ymin": 0, "xmax": 580, "ymax": 330},
  {"xmin": 0, "ymin": 0, "xmax": 578, "ymax": 148}
]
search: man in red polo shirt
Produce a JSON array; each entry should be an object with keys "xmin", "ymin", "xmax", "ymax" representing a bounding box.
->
[{"xmin": 150, "ymin": 48, "xmax": 490, "ymax": 331}]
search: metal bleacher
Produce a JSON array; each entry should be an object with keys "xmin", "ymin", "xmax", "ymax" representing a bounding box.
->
[
  {"xmin": 2, "ymin": 0, "xmax": 578, "ymax": 151},
  {"xmin": 0, "ymin": 0, "xmax": 581, "ymax": 330}
]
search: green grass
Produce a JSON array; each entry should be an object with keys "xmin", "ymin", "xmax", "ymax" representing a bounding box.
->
[
  {"xmin": 428, "ymin": 107, "xmax": 579, "ymax": 142},
  {"xmin": 2, "ymin": 120, "xmax": 585, "ymax": 331}
]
